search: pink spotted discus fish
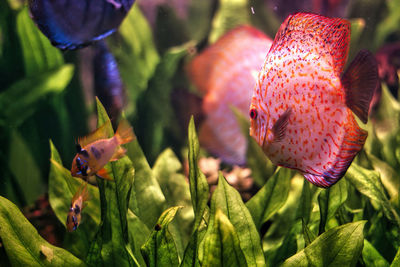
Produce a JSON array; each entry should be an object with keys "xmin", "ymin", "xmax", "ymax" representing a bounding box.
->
[
  {"xmin": 249, "ymin": 13, "xmax": 379, "ymax": 188},
  {"xmin": 188, "ymin": 25, "xmax": 272, "ymax": 165}
]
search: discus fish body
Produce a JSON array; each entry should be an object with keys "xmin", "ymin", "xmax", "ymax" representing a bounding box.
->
[
  {"xmin": 71, "ymin": 119, "xmax": 134, "ymax": 180},
  {"xmin": 249, "ymin": 13, "xmax": 379, "ymax": 187},
  {"xmin": 188, "ymin": 25, "xmax": 272, "ymax": 165},
  {"xmin": 66, "ymin": 183, "xmax": 89, "ymax": 232}
]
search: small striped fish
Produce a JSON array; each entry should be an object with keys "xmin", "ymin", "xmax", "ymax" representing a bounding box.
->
[{"xmin": 249, "ymin": 13, "xmax": 379, "ymax": 187}]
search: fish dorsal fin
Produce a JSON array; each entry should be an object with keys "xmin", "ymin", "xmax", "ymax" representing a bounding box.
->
[
  {"xmin": 342, "ymin": 49, "xmax": 379, "ymax": 124},
  {"xmin": 270, "ymin": 13, "xmax": 350, "ymax": 75},
  {"xmin": 78, "ymin": 120, "xmax": 112, "ymax": 147},
  {"xmin": 272, "ymin": 107, "xmax": 292, "ymax": 142}
]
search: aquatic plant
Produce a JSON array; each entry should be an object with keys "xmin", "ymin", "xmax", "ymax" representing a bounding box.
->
[{"xmin": 1, "ymin": 0, "xmax": 400, "ymax": 266}]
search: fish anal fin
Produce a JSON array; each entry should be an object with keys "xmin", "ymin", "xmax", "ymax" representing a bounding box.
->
[
  {"xmin": 110, "ymin": 146, "xmax": 126, "ymax": 161},
  {"xmin": 303, "ymin": 173, "xmax": 330, "ymax": 188},
  {"xmin": 96, "ymin": 168, "xmax": 113, "ymax": 181},
  {"xmin": 272, "ymin": 107, "xmax": 292, "ymax": 142},
  {"xmin": 342, "ymin": 49, "xmax": 379, "ymax": 124},
  {"xmin": 78, "ymin": 120, "xmax": 112, "ymax": 147}
]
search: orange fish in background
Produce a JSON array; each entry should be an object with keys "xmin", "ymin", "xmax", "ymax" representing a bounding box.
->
[
  {"xmin": 66, "ymin": 182, "xmax": 89, "ymax": 232},
  {"xmin": 249, "ymin": 13, "xmax": 379, "ymax": 187},
  {"xmin": 188, "ymin": 25, "xmax": 273, "ymax": 165},
  {"xmin": 71, "ymin": 119, "xmax": 135, "ymax": 180}
]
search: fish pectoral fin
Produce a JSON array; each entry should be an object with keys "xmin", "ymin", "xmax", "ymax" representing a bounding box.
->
[
  {"xmin": 78, "ymin": 120, "xmax": 112, "ymax": 147},
  {"xmin": 110, "ymin": 147, "xmax": 126, "ymax": 161},
  {"xmin": 96, "ymin": 168, "xmax": 113, "ymax": 181},
  {"xmin": 272, "ymin": 107, "xmax": 292, "ymax": 142},
  {"xmin": 342, "ymin": 49, "xmax": 379, "ymax": 124}
]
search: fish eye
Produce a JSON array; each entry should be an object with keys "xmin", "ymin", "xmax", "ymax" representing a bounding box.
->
[
  {"xmin": 74, "ymin": 204, "xmax": 81, "ymax": 214},
  {"xmin": 249, "ymin": 109, "xmax": 258, "ymax": 120}
]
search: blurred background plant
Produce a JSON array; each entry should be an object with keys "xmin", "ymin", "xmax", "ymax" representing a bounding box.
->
[{"xmin": 1, "ymin": 0, "xmax": 400, "ymax": 266}]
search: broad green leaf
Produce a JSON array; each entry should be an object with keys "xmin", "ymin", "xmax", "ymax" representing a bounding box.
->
[
  {"xmin": 48, "ymin": 140, "xmax": 100, "ymax": 259},
  {"xmin": 201, "ymin": 173, "xmax": 265, "ymax": 266},
  {"xmin": 374, "ymin": 0, "xmax": 400, "ymax": 49},
  {"xmin": 318, "ymin": 179, "xmax": 348, "ymax": 233},
  {"xmin": 209, "ymin": 0, "xmax": 250, "ymax": 43},
  {"xmin": 282, "ymin": 221, "xmax": 366, "ymax": 267},
  {"xmin": 234, "ymin": 108, "xmax": 275, "ymax": 187},
  {"xmin": 181, "ymin": 117, "xmax": 210, "ymax": 266},
  {"xmin": 187, "ymin": 1, "xmax": 214, "ymax": 42},
  {"xmin": 391, "ymin": 246, "xmax": 400, "ymax": 267},
  {"xmin": 373, "ymin": 84, "xmax": 400, "ymax": 170},
  {"xmin": 200, "ymin": 209, "xmax": 247, "ymax": 267},
  {"xmin": 295, "ymin": 179, "xmax": 312, "ymax": 225},
  {"xmin": 187, "ymin": 116, "xmax": 209, "ymax": 231},
  {"xmin": 141, "ymin": 206, "xmax": 182, "ymax": 267},
  {"xmin": 8, "ymin": 130, "xmax": 44, "ymax": 204},
  {"xmin": 346, "ymin": 163, "xmax": 400, "ymax": 225},
  {"xmin": 0, "ymin": 64, "xmax": 74, "ymax": 126},
  {"xmin": 368, "ymin": 152, "xmax": 400, "ymax": 201},
  {"xmin": 302, "ymin": 218, "xmax": 316, "ymax": 247},
  {"xmin": 127, "ymin": 209, "xmax": 151, "ymax": 266},
  {"xmin": 16, "ymin": 7, "xmax": 63, "ymax": 76},
  {"xmin": 0, "ymin": 196, "xmax": 84, "ymax": 266},
  {"xmin": 126, "ymin": 138, "xmax": 166, "ymax": 229},
  {"xmin": 108, "ymin": 5, "xmax": 159, "ymax": 116},
  {"xmin": 248, "ymin": 0, "xmax": 281, "ymax": 39},
  {"xmin": 363, "ymin": 239, "xmax": 389, "ymax": 267},
  {"xmin": 134, "ymin": 45, "xmax": 187, "ymax": 163},
  {"xmin": 266, "ymin": 221, "xmax": 301, "ymax": 266},
  {"xmin": 87, "ymin": 99, "xmax": 138, "ymax": 266},
  {"xmin": 153, "ymin": 148, "xmax": 194, "ymax": 257},
  {"xmin": 246, "ymin": 167, "xmax": 292, "ymax": 231}
]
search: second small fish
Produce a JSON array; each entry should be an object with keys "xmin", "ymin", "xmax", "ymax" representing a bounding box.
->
[
  {"xmin": 70, "ymin": 119, "xmax": 135, "ymax": 180},
  {"xmin": 66, "ymin": 182, "xmax": 89, "ymax": 232}
]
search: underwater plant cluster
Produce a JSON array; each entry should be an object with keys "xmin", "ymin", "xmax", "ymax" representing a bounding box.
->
[{"xmin": 1, "ymin": 0, "xmax": 400, "ymax": 266}]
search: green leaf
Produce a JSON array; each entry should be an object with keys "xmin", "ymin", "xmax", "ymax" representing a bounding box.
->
[
  {"xmin": 282, "ymin": 221, "xmax": 366, "ymax": 267},
  {"xmin": 0, "ymin": 64, "xmax": 74, "ymax": 126},
  {"xmin": 108, "ymin": 5, "xmax": 159, "ymax": 116},
  {"xmin": 127, "ymin": 210, "xmax": 151, "ymax": 266},
  {"xmin": 209, "ymin": 0, "xmax": 250, "ymax": 43},
  {"xmin": 86, "ymin": 99, "xmax": 138, "ymax": 266},
  {"xmin": 48, "ymin": 140, "xmax": 100, "ymax": 259},
  {"xmin": 181, "ymin": 117, "xmax": 210, "ymax": 266},
  {"xmin": 187, "ymin": 116, "xmax": 210, "ymax": 231},
  {"xmin": 152, "ymin": 148, "xmax": 194, "ymax": 257},
  {"xmin": 0, "ymin": 196, "xmax": 84, "ymax": 266},
  {"xmin": 373, "ymin": 84, "xmax": 400, "ymax": 170},
  {"xmin": 200, "ymin": 209, "xmax": 247, "ymax": 267},
  {"xmin": 246, "ymin": 167, "xmax": 292, "ymax": 231},
  {"xmin": 201, "ymin": 173, "xmax": 265, "ymax": 266},
  {"xmin": 125, "ymin": 138, "xmax": 166, "ymax": 229},
  {"xmin": 16, "ymin": 7, "xmax": 63, "ymax": 76},
  {"xmin": 302, "ymin": 218, "xmax": 316, "ymax": 247},
  {"xmin": 368, "ymin": 152, "xmax": 400, "ymax": 201},
  {"xmin": 363, "ymin": 239, "xmax": 390, "ymax": 267},
  {"xmin": 141, "ymin": 206, "xmax": 182, "ymax": 267},
  {"xmin": 318, "ymin": 179, "xmax": 348, "ymax": 234},
  {"xmin": 135, "ymin": 45, "xmax": 187, "ymax": 163},
  {"xmin": 8, "ymin": 130, "xmax": 44, "ymax": 204},
  {"xmin": 348, "ymin": 18, "xmax": 366, "ymax": 61},
  {"xmin": 391, "ymin": 246, "xmax": 400, "ymax": 267},
  {"xmin": 295, "ymin": 179, "xmax": 312, "ymax": 225},
  {"xmin": 374, "ymin": 0, "xmax": 400, "ymax": 49},
  {"xmin": 234, "ymin": 108, "xmax": 276, "ymax": 187},
  {"xmin": 345, "ymin": 163, "xmax": 400, "ymax": 225}
]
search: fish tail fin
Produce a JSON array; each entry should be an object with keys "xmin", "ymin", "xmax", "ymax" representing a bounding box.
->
[
  {"xmin": 72, "ymin": 182, "xmax": 90, "ymax": 204},
  {"xmin": 115, "ymin": 119, "xmax": 135, "ymax": 145},
  {"xmin": 342, "ymin": 49, "xmax": 379, "ymax": 124}
]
